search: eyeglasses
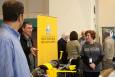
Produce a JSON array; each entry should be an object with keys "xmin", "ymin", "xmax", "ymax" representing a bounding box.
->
[{"xmin": 27, "ymin": 27, "xmax": 33, "ymax": 30}]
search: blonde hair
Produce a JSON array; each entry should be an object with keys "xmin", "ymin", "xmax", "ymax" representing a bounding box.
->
[{"xmin": 61, "ymin": 33, "xmax": 69, "ymax": 41}]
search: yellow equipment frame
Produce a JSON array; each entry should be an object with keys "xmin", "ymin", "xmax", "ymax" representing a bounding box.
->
[{"xmin": 47, "ymin": 68, "xmax": 77, "ymax": 77}]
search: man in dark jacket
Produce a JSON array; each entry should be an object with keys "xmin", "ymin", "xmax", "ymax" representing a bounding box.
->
[
  {"xmin": 58, "ymin": 33, "xmax": 68, "ymax": 64},
  {"xmin": 19, "ymin": 22, "xmax": 38, "ymax": 71}
]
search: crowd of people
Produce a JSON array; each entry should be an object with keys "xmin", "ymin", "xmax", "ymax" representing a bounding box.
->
[
  {"xmin": 0, "ymin": 0, "xmax": 115, "ymax": 77},
  {"xmin": 58, "ymin": 30, "xmax": 115, "ymax": 77}
]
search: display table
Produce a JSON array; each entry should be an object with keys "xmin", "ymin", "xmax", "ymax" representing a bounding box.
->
[{"xmin": 47, "ymin": 68, "xmax": 77, "ymax": 77}]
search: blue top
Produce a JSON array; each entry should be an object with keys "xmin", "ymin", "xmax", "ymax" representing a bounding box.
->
[{"xmin": 0, "ymin": 23, "xmax": 30, "ymax": 77}]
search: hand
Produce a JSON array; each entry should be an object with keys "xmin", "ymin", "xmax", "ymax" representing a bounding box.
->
[
  {"xmin": 89, "ymin": 63, "xmax": 96, "ymax": 70},
  {"xmin": 30, "ymin": 47, "xmax": 38, "ymax": 56}
]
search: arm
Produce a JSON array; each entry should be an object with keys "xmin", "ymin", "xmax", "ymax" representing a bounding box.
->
[
  {"xmin": 103, "ymin": 39, "xmax": 114, "ymax": 60},
  {"xmin": 94, "ymin": 43, "xmax": 104, "ymax": 65},
  {"xmin": 0, "ymin": 40, "xmax": 14, "ymax": 77},
  {"xmin": 76, "ymin": 41, "xmax": 81, "ymax": 54},
  {"xmin": 66, "ymin": 42, "xmax": 69, "ymax": 59},
  {"xmin": 20, "ymin": 38, "xmax": 31, "ymax": 55},
  {"xmin": 80, "ymin": 46, "xmax": 89, "ymax": 66}
]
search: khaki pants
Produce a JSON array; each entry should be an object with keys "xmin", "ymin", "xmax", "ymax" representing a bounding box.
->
[{"xmin": 102, "ymin": 59, "xmax": 113, "ymax": 70}]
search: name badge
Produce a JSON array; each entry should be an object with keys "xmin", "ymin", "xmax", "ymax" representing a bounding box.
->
[{"xmin": 89, "ymin": 58, "xmax": 92, "ymax": 63}]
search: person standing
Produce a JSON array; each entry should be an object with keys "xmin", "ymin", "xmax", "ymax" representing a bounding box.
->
[
  {"xmin": 79, "ymin": 31, "xmax": 86, "ymax": 47},
  {"xmin": 0, "ymin": 0, "xmax": 30, "ymax": 77},
  {"xmin": 79, "ymin": 31, "xmax": 86, "ymax": 77},
  {"xmin": 81, "ymin": 30, "xmax": 104, "ymax": 77},
  {"xmin": 18, "ymin": 22, "xmax": 38, "ymax": 71},
  {"xmin": 66, "ymin": 31, "xmax": 81, "ymax": 68},
  {"xmin": 58, "ymin": 33, "xmax": 68, "ymax": 64},
  {"xmin": 103, "ymin": 32, "xmax": 115, "ymax": 70}
]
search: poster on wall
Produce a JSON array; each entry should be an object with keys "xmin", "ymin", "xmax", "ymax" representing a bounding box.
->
[{"xmin": 37, "ymin": 16, "xmax": 58, "ymax": 66}]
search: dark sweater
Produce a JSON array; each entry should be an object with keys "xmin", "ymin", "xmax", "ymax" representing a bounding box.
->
[
  {"xmin": 58, "ymin": 38, "xmax": 68, "ymax": 64},
  {"xmin": 81, "ymin": 42, "xmax": 104, "ymax": 72},
  {"xmin": 20, "ymin": 34, "xmax": 33, "ymax": 66},
  {"xmin": 20, "ymin": 34, "xmax": 33, "ymax": 55}
]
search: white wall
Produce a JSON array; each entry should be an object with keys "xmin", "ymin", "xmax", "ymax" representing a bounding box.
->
[
  {"xmin": 26, "ymin": 0, "xmax": 49, "ymax": 18},
  {"xmin": 49, "ymin": 0, "xmax": 96, "ymax": 38},
  {"xmin": 96, "ymin": 0, "xmax": 115, "ymax": 43},
  {"xmin": 0, "ymin": 0, "xmax": 49, "ymax": 19},
  {"xmin": 97, "ymin": 0, "xmax": 115, "ymax": 27},
  {"xmin": 0, "ymin": 0, "xmax": 6, "ymax": 18},
  {"xmin": 0, "ymin": 0, "xmax": 97, "ymax": 39}
]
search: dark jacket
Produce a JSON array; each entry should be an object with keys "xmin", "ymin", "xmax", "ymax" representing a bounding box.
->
[
  {"xmin": 20, "ymin": 34, "xmax": 32, "ymax": 55},
  {"xmin": 58, "ymin": 38, "xmax": 68, "ymax": 64},
  {"xmin": 20, "ymin": 34, "xmax": 34, "ymax": 68}
]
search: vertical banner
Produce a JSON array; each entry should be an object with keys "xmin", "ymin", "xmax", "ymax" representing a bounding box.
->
[{"xmin": 37, "ymin": 16, "xmax": 58, "ymax": 66}]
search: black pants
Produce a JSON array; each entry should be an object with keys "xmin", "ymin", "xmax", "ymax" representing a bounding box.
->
[
  {"xmin": 71, "ymin": 58, "xmax": 80, "ymax": 69},
  {"xmin": 83, "ymin": 71, "xmax": 100, "ymax": 77},
  {"xmin": 27, "ymin": 54, "xmax": 35, "ymax": 71}
]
